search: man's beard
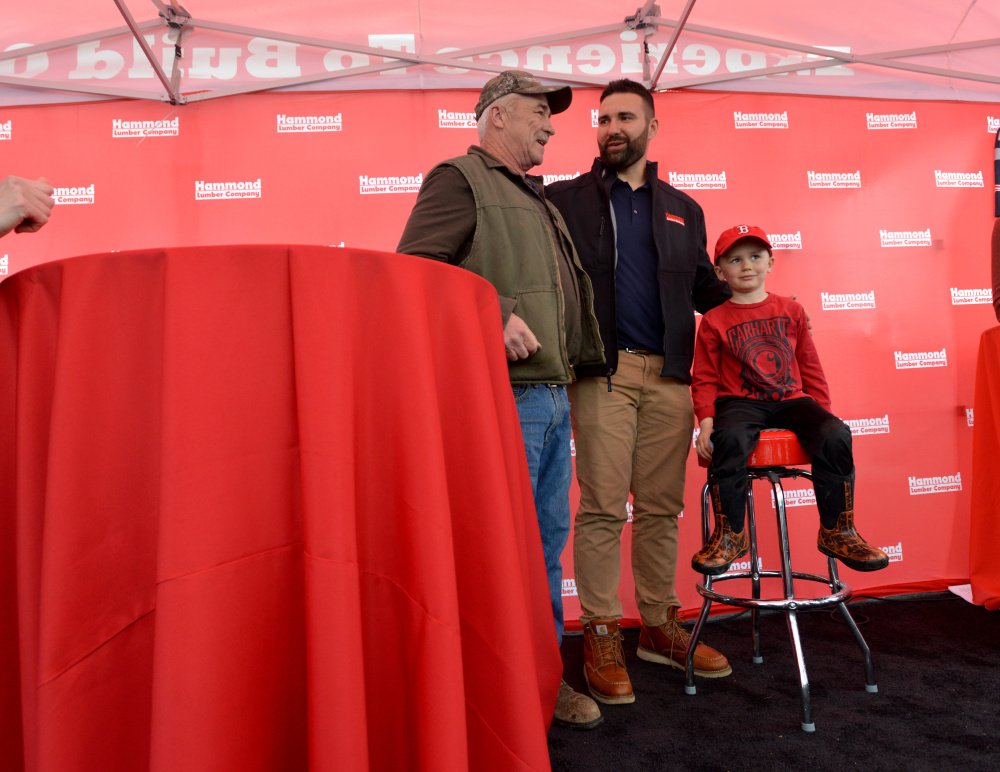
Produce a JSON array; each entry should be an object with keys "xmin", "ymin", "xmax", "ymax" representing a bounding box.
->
[{"xmin": 599, "ymin": 133, "xmax": 647, "ymax": 170}]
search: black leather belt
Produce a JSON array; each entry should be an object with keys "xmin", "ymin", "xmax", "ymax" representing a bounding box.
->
[{"xmin": 622, "ymin": 347, "xmax": 662, "ymax": 356}]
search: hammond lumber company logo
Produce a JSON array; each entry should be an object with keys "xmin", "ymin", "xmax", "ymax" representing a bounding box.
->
[
  {"xmin": 53, "ymin": 184, "xmax": 95, "ymax": 205},
  {"xmin": 908, "ymin": 472, "xmax": 961, "ymax": 495},
  {"xmin": 820, "ymin": 291, "xmax": 875, "ymax": 311},
  {"xmin": 881, "ymin": 542, "xmax": 904, "ymax": 563},
  {"xmin": 934, "ymin": 170, "xmax": 984, "ymax": 188},
  {"xmin": 0, "ymin": 119, "xmax": 11, "ymax": 140},
  {"xmin": 734, "ymin": 110, "xmax": 788, "ymax": 129},
  {"xmin": 880, "ymin": 228, "xmax": 932, "ymax": 248},
  {"xmin": 770, "ymin": 487, "xmax": 815, "ymax": 508},
  {"xmin": 543, "ymin": 172, "xmax": 582, "ymax": 185},
  {"xmin": 276, "ymin": 113, "xmax": 342, "ymax": 133},
  {"xmin": 729, "ymin": 556, "xmax": 764, "ymax": 573},
  {"xmin": 768, "ymin": 232, "xmax": 802, "ymax": 250},
  {"xmin": 591, "ymin": 109, "xmax": 599, "ymax": 128},
  {"xmin": 195, "ymin": 178, "xmax": 262, "ymax": 200},
  {"xmin": 966, "ymin": 408, "xmax": 975, "ymax": 427},
  {"xmin": 438, "ymin": 109, "xmax": 476, "ymax": 129},
  {"xmin": 112, "ymin": 117, "xmax": 179, "ymax": 138},
  {"xmin": 807, "ymin": 170, "xmax": 861, "ymax": 189},
  {"xmin": 950, "ymin": 288, "xmax": 992, "ymax": 306},
  {"xmin": 988, "ymin": 116, "xmax": 1000, "ymax": 133},
  {"xmin": 667, "ymin": 170, "xmax": 727, "ymax": 190},
  {"xmin": 866, "ymin": 111, "xmax": 917, "ymax": 129},
  {"xmin": 1, "ymin": 254, "xmax": 8, "ymax": 276},
  {"xmin": 562, "ymin": 578, "xmax": 578, "ymax": 597},
  {"xmin": 894, "ymin": 348, "xmax": 947, "ymax": 369},
  {"xmin": 845, "ymin": 415, "xmax": 890, "ymax": 436},
  {"xmin": 358, "ymin": 173, "xmax": 423, "ymax": 194}
]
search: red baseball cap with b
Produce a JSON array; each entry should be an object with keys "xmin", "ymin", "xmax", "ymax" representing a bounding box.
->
[{"xmin": 714, "ymin": 225, "xmax": 772, "ymax": 261}]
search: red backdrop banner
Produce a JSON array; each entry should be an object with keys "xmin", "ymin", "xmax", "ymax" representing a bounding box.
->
[{"xmin": 1, "ymin": 89, "xmax": 997, "ymax": 624}]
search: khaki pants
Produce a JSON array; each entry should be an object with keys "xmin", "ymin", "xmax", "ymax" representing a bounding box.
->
[{"xmin": 568, "ymin": 351, "xmax": 693, "ymax": 627}]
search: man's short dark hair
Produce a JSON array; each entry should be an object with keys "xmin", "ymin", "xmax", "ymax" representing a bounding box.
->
[{"xmin": 600, "ymin": 79, "xmax": 655, "ymax": 117}]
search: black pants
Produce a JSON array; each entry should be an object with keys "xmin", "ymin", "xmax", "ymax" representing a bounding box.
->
[{"xmin": 708, "ymin": 397, "xmax": 854, "ymax": 530}]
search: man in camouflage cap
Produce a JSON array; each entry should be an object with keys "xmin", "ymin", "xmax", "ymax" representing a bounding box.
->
[{"xmin": 398, "ymin": 71, "xmax": 606, "ymax": 729}]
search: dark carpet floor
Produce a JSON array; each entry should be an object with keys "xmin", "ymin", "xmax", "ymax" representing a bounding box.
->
[{"xmin": 548, "ymin": 592, "xmax": 1000, "ymax": 772}]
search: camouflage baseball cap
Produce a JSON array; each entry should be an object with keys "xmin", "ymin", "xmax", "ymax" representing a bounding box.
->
[{"xmin": 473, "ymin": 70, "xmax": 573, "ymax": 120}]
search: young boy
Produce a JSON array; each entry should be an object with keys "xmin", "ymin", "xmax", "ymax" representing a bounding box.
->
[{"xmin": 690, "ymin": 225, "xmax": 888, "ymax": 575}]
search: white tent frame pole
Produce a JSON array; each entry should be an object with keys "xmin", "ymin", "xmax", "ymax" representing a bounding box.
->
[
  {"xmin": 0, "ymin": 21, "xmax": 161, "ymax": 61},
  {"xmin": 648, "ymin": 0, "xmax": 697, "ymax": 89},
  {"xmin": 0, "ymin": 75, "xmax": 163, "ymax": 100},
  {"xmin": 647, "ymin": 16, "xmax": 1000, "ymax": 87},
  {"xmin": 113, "ymin": 0, "xmax": 183, "ymax": 103}
]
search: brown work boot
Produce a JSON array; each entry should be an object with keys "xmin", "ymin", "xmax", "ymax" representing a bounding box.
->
[
  {"xmin": 552, "ymin": 679, "xmax": 603, "ymax": 730},
  {"xmin": 636, "ymin": 606, "xmax": 732, "ymax": 678},
  {"xmin": 691, "ymin": 513, "xmax": 749, "ymax": 576},
  {"xmin": 818, "ymin": 511, "xmax": 889, "ymax": 571},
  {"xmin": 582, "ymin": 618, "xmax": 635, "ymax": 704}
]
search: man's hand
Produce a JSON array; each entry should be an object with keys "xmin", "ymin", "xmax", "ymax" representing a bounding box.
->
[
  {"xmin": 503, "ymin": 312, "xmax": 541, "ymax": 361},
  {"xmin": 0, "ymin": 176, "xmax": 55, "ymax": 237},
  {"xmin": 695, "ymin": 417, "xmax": 714, "ymax": 461}
]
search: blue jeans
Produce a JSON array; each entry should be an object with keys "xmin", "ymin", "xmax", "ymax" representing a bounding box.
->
[{"xmin": 513, "ymin": 384, "xmax": 572, "ymax": 645}]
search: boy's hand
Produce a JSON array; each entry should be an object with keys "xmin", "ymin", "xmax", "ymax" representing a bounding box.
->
[{"xmin": 695, "ymin": 418, "xmax": 714, "ymax": 461}]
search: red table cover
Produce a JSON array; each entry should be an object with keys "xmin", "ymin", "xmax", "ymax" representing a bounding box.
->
[
  {"xmin": 971, "ymin": 325, "xmax": 1000, "ymax": 610},
  {"xmin": 0, "ymin": 245, "xmax": 561, "ymax": 771}
]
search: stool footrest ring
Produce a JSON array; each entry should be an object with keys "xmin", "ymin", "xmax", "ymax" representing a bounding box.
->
[{"xmin": 696, "ymin": 571, "xmax": 852, "ymax": 611}]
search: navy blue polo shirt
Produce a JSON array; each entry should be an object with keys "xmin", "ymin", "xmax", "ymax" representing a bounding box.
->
[{"xmin": 609, "ymin": 177, "xmax": 664, "ymax": 352}]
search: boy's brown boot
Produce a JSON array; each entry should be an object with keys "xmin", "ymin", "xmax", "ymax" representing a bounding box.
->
[
  {"xmin": 691, "ymin": 512, "xmax": 749, "ymax": 576},
  {"xmin": 817, "ymin": 510, "xmax": 889, "ymax": 571}
]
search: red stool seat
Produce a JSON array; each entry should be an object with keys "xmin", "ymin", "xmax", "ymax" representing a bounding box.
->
[{"xmin": 697, "ymin": 428, "xmax": 810, "ymax": 467}]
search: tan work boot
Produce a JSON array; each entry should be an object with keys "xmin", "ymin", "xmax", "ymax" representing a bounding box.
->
[
  {"xmin": 636, "ymin": 606, "xmax": 732, "ymax": 678},
  {"xmin": 552, "ymin": 679, "xmax": 603, "ymax": 730},
  {"xmin": 691, "ymin": 512, "xmax": 749, "ymax": 576},
  {"xmin": 818, "ymin": 510, "xmax": 889, "ymax": 571},
  {"xmin": 583, "ymin": 618, "xmax": 635, "ymax": 704}
]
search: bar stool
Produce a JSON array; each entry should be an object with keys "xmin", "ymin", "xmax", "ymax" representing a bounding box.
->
[{"xmin": 684, "ymin": 429, "xmax": 877, "ymax": 732}]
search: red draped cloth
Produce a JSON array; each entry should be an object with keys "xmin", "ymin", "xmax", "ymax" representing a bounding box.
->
[
  {"xmin": 971, "ymin": 325, "xmax": 1000, "ymax": 610},
  {"xmin": 0, "ymin": 246, "xmax": 561, "ymax": 771}
]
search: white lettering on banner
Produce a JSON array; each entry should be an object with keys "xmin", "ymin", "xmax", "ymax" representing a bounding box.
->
[
  {"xmin": 0, "ymin": 33, "xmax": 854, "ymax": 86},
  {"xmin": 770, "ymin": 487, "xmax": 816, "ymax": 508},
  {"xmin": 667, "ymin": 171, "xmax": 727, "ymax": 190},
  {"xmin": 246, "ymin": 39, "xmax": 301, "ymax": 78},
  {"xmin": 591, "ymin": 109, "xmax": 599, "ymax": 129},
  {"xmin": 729, "ymin": 556, "xmax": 764, "ymax": 572},
  {"xmin": 733, "ymin": 110, "xmax": 789, "ymax": 129},
  {"xmin": 844, "ymin": 415, "xmax": 891, "ymax": 436},
  {"xmin": 542, "ymin": 172, "xmax": 582, "ymax": 185},
  {"xmin": 807, "ymin": 170, "xmax": 861, "ymax": 188},
  {"xmin": 276, "ymin": 113, "xmax": 343, "ymax": 133},
  {"xmin": 112, "ymin": 117, "xmax": 179, "ymax": 138},
  {"xmin": 988, "ymin": 116, "xmax": 1000, "ymax": 133},
  {"xmin": 934, "ymin": 170, "xmax": 984, "ymax": 188},
  {"xmin": 966, "ymin": 408, "xmax": 975, "ymax": 427},
  {"xmin": 908, "ymin": 472, "xmax": 961, "ymax": 495},
  {"xmin": 626, "ymin": 500, "xmax": 634, "ymax": 523},
  {"xmin": 358, "ymin": 173, "xmax": 423, "ymax": 195},
  {"xmin": 950, "ymin": 288, "xmax": 992, "ymax": 305},
  {"xmin": 437, "ymin": 109, "xmax": 476, "ymax": 129},
  {"xmin": 0, "ymin": 255, "xmax": 8, "ymax": 276},
  {"xmin": 820, "ymin": 290, "xmax": 876, "ymax": 310},
  {"xmin": 881, "ymin": 542, "xmax": 904, "ymax": 562},
  {"xmin": 570, "ymin": 438, "xmax": 576, "ymax": 457},
  {"xmin": 562, "ymin": 578, "xmax": 578, "ymax": 598},
  {"xmin": 194, "ymin": 178, "xmax": 262, "ymax": 200},
  {"xmin": 768, "ymin": 232, "xmax": 802, "ymax": 250},
  {"xmin": 894, "ymin": 348, "xmax": 947, "ymax": 369},
  {"xmin": 328, "ymin": 242, "xmax": 346, "ymax": 248},
  {"xmin": 53, "ymin": 184, "xmax": 95, "ymax": 205},
  {"xmin": 879, "ymin": 228, "xmax": 932, "ymax": 247},
  {"xmin": 866, "ymin": 111, "xmax": 918, "ymax": 129},
  {"xmin": 0, "ymin": 119, "xmax": 11, "ymax": 141}
]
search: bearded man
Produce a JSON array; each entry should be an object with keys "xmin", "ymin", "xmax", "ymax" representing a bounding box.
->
[{"xmin": 547, "ymin": 79, "xmax": 733, "ymax": 706}]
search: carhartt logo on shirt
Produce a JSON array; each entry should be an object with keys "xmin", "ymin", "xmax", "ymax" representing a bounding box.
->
[{"xmin": 665, "ymin": 213, "xmax": 685, "ymax": 225}]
